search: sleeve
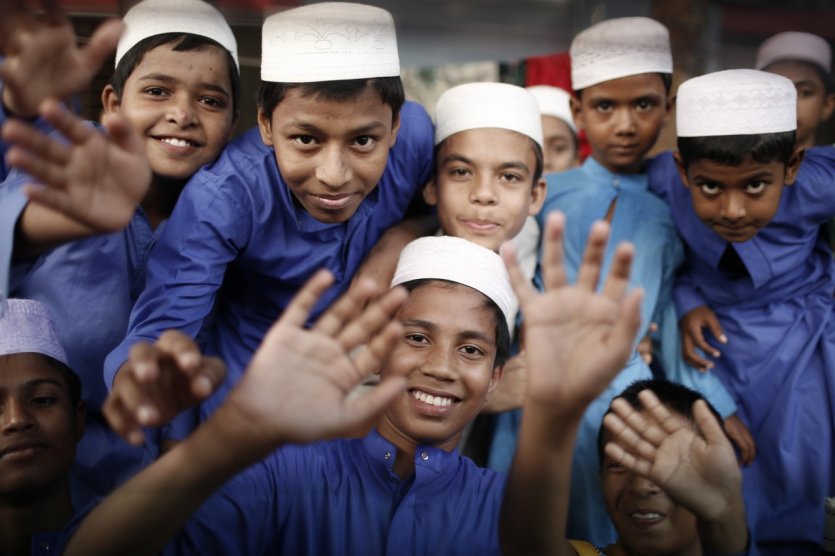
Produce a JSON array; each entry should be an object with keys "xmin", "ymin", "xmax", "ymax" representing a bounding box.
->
[
  {"xmin": 103, "ymin": 171, "xmax": 251, "ymax": 389},
  {"xmin": 792, "ymin": 146, "xmax": 835, "ymax": 224},
  {"xmin": 0, "ymin": 172, "xmax": 29, "ymax": 306}
]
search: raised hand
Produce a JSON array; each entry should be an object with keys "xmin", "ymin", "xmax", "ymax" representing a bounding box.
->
[
  {"xmin": 602, "ymin": 389, "xmax": 742, "ymax": 522},
  {"xmin": 680, "ymin": 304, "xmax": 727, "ymax": 371},
  {"xmin": 0, "ymin": 0, "xmax": 123, "ymax": 118},
  {"xmin": 3, "ymin": 99, "xmax": 151, "ymax": 232},
  {"xmin": 503, "ymin": 211, "xmax": 643, "ymax": 417},
  {"xmin": 105, "ymin": 330, "xmax": 227, "ymax": 445},
  {"xmin": 221, "ymin": 270, "xmax": 408, "ymax": 449}
]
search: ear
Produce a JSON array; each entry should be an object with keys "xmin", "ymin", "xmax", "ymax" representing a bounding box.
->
[
  {"xmin": 783, "ymin": 146, "xmax": 805, "ymax": 186},
  {"xmin": 672, "ymin": 151, "xmax": 691, "ymax": 190},
  {"xmin": 570, "ymin": 96, "xmax": 585, "ymax": 132},
  {"xmin": 486, "ymin": 363, "xmax": 505, "ymax": 395},
  {"xmin": 74, "ymin": 401, "xmax": 87, "ymax": 444},
  {"xmin": 101, "ymin": 85, "xmax": 121, "ymax": 115},
  {"xmin": 821, "ymin": 92, "xmax": 835, "ymax": 122},
  {"xmin": 422, "ymin": 178, "xmax": 439, "ymax": 207},
  {"xmin": 257, "ymin": 107, "xmax": 274, "ymax": 147},
  {"xmin": 388, "ymin": 112, "xmax": 401, "ymax": 148},
  {"xmin": 527, "ymin": 177, "xmax": 547, "ymax": 217}
]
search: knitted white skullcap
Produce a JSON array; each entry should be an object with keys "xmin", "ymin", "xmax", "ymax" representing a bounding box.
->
[
  {"xmin": 115, "ymin": 0, "xmax": 238, "ymax": 71},
  {"xmin": 434, "ymin": 82, "xmax": 543, "ymax": 147},
  {"xmin": 526, "ymin": 86, "xmax": 577, "ymax": 133},
  {"xmin": 571, "ymin": 17, "xmax": 672, "ymax": 90},
  {"xmin": 677, "ymin": 69, "xmax": 796, "ymax": 137},
  {"xmin": 756, "ymin": 31, "xmax": 831, "ymax": 73},
  {"xmin": 0, "ymin": 299, "xmax": 68, "ymax": 366},
  {"xmin": 391, "ymin": 236, "xmax": 518, "ymax": 331},
  {"xmin": 261, "ymin": 2, "xmax": 399, "ymax": 83}
]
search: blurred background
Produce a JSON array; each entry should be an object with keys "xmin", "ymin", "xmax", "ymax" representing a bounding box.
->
[{"xmin": 61, "ymin": 0, "xmax": 835, "ymax": 150}]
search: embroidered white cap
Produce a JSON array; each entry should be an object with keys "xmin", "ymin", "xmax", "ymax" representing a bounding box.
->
[
  {"xmin": 391, "ymin": 236, "xmax": 518, "ymax": 331},
  {"xmin": 434, "ymin": 82, "xmax": 543, "ymax": 147},
  {"xmin": 0, "ymin": 299, "xmax": 68, "ymax": 366},
  {"xmin": 677, "ymin": 69, "xmax": 797, "ymax": 137},
  {"xmin": 115, "ymin": 0, "xmax": 239, "ymax": 71},
  {"xmin": 756, "ymin": 31, "xmax": 831, "ymax": 73},
  {"xmin": 570, "ymin": 17, "xmax": 672, "ymax": 90},
  {"xmin": 526, "ymin": 85, "xmax": 577, "ymax": 133},
  {"xmin": 261, "ymin": 2, "xmax": 399, "ymax": 83}
]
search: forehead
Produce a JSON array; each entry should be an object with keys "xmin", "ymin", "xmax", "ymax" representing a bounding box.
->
[
  {"xmin": 129, "ymin": 43, "xmax": 232, "ymax": 87},
  {"xmin": 0, "ymin": 353, "xmax": 68, "ymax": 390},
  {"xmin": 272, "ymin": 85, "xmax": 393, "ymax": 130},
  {"xmin": 541, "ymin": 116, "xmax": 575, "ymax": 139},
  {"xmin": 687, "ymin": 155, "xmax": 785, "ymax": 183},
  {"xmin": 581, "ymin": 73, "xmax": 667, "ymax": 102},
  {"xmin": 438, "ymin": 128, "xmax": 537, "ymax": 166},
  {"xmin": 399, "ymin": 282, "xmax": 497, "ymax": 339},
  {"xmin": 766, "ymin": 60, "xmax": 826, "ymax": 88}
]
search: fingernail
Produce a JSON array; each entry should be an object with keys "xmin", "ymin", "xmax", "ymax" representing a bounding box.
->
[
  {"xmin": 137, "ymin": 405, "xmax": 153, "ymax": 425},
  {"xmin": 719, "ymin": 335, "xmax": 728, "ymax": 343},
  {"xmin": 179, "ymin": 352, "xmax": 199, "ymax": 369},
  {"xmin": 193, "ymin": 376, "xmax": 212, "ymax": 397}
]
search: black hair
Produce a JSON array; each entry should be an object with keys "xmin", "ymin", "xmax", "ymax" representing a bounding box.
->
[
  {"xmin": 574, "ymin": 72, "xmax": 673, "ymax": 100},
  {"xmin": 764, "ymin": 59, "xmax": 834, "ymax": 94},
  {"xmin": 256, "ymin": 77, "xmax": 405, "ymax": 122},
  {"xmin": 110, "ymin": 33, "xmax": 240, "ymax": 118},
  {"xmin": 596, "ymin": 379, "xmax": 724, "ymax": 468},
  {"xmin": 433, "ymin": 134, "xmax": 544, "ymax": 186},
  {"xmin": 677, "ymin": 130, "xmax": 796, "ymax": 169},
  {"xmin": 401, "ymin": 279, "xmax": 511, "ymax": 369}
]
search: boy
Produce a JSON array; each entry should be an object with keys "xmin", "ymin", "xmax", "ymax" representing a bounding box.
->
[
  {"xmin": 65, "ymin": 214, "xmax": 643, "ymax": 555},
  {"xmin": 502, "ymin": 378, "xmax": 749, "ymax": 555},
  {"xmin": 756, "ymin": 31, "xmax": 835, "ymax": 151},
  {"xmin": 527, "ymin": 85, "xmax": 581, "ymax": 175},
  {"xmin": 0, "ymin": 0, "xmax": 239, "ymax": 502},
  {"xmin": 0, "ymin": 299, "xmax": 87, "ymax": 555},
  {"xmin": 488, "ymin": 17, "xmax": 745, "ymax": 546},
  {"xmin": 103, "ymin": 2, "xmax": 435, "ymax": 424},
  {"xmin": 648, "ymin": 68, "xmax": 835, "ymax": 554}
]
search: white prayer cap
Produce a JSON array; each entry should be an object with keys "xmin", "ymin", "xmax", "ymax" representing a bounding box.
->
[
  {"xmin": 261, "ymin": 2, "xmax": 399, "ymax": 83},
  {"xmin": 115, "ymin": 0, "xmax": 239, "ymax": 71},
  {"xmin": 756, "ymin": 31, "xmax": 831, "ymax": 73},
  {"xmin": 677, "ymin": 69, "xmax": 796, "ymax": 137},
  {"xmin": 391, "ymin": 236, "xmax": 518, "ymax": 331},
  {"xmin": 434, "ymin": 83, "xmax": 543, "ymax": 147},
  {"xmin": 570, "ymin": 17, "xmax": 672, "ymax": 90},
  {"xmin": 526, "ymin": 86, "xmax": 577, "ymax": 134},
  {"xmin": 0, "ymin": 299, "xmax": 68, "ymax": 366}
]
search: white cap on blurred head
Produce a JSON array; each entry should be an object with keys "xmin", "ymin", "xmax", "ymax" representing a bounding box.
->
[
  {"xmin": 756, "ymin": 31, "xmax": 831, "ymax": 73},
  {"xmin": 526, "ymin": 86, "xmax": 577, "ymax": 133},
  {"xmin": 0, "ymin": 299, "xmax": 68, "ymax": 366}
]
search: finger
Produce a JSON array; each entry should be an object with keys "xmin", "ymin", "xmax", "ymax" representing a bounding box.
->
[
  {"xmin": 6, "ymin": 148, "xmax": 70, "ymax": 191},
  {"xmin": 690, "ymin": 321, "xmax": 720, "ymax": 359},
  {"xmin": 500, "ymin": 241, "xmax": 537, "ymax": 307},
  {"xmin": 705, "ymin": 311, "xmax": 728, "ymax": 345},
  {"xmin": 336, "ymin": 285, "xmax": 406, "ymax": 352},
  {"xmin": 315, "ymin": 276, "xmax": 378, "ymax": 336},
  {"xmin": 80, "ymin": 19, "xmax": 124, "ymax": 71},
  {"xmin": 352, "ymin": 320, "xmax": 404, "ymax": 378},
  {"xmin": 682, "ymin": 335, "xmax": 712, "ymax": 371},
  {"xmin": 189, "ymin": 356, "xmax": 227, "ymax": 399},
  {"xmin": 3, "ymin": 117, "xmax": 71, "ymax": 166},
  {"xmin": 694, "ymin": 400, "xmax": 731, "ymax": 447},
  {"xmin": 610, "ymin": 395, "xmax": 667, "ymax": 449},
  {"xmin": 156, "ymin": 330, "xmax": 202, "ymax": 375},
  {"xmin": 606, "ymin": 288, "xmax": 644, "ymax": 369},
  {"xmin": 576, "ymin": 220, "xmax": 610, "ymax": 291},
  {"xmin": 40, "ymin": 98, "xmax": 97, "ymax": 145},
  {"xmin": 40, "ymin": 0, "xmax": 67, "ymax": 25},
  {"xmin": 600, "ymin": 241, "xmax": 634, "ymax": 301},
  {"xmin": 343, "ymin": 375, "xmax": 407, "ymax": 430},
  {"xmin": 637, "ymin": 389, "xmax": 685, "ymax": 437},
  {"xmin": 276, "ymin": 269, "xmax": 334, "ymax": 329},
  {"xmin": 603, "ymin": 435, "xmax": 652, "ymax": 478},
  {"xmin": 103, "ymin": 394, "xmax": 145, "ymax": 446},
  {"xmin": 128, "ymin": 341, "xmax": 162, "ymax": 383},
  {"xmin": 102, "ymin": 111, "xmax": 145, "ymax": 155},
  {"xmin": 540, "ymin": 211, "xmax": 567, "ymax": 290}
]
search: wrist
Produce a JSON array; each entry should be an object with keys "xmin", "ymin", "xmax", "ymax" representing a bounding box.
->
[{"xmin": 1, "ymin": 86, "xmax": 37, "ymax": 120}]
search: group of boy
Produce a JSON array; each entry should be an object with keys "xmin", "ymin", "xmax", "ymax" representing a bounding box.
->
[{"xmin": 0, "ymin": 0, "xmax": 833, "ymax": 554}]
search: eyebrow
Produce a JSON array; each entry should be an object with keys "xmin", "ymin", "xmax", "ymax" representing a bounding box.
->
[
  {"xmin": 440, "ymin": 154, "xmax": 531, "ymax": 174},
  {"xmin": 137, "ymin": 73, "xmax": 230, "ymax": 97},
  {"xmin": 283, "ymin": 121, "xmax": 388, "ymax": 136},
  {"xmin": 402, "ymin": 318, "xmax": 494, "ymax": 344}
]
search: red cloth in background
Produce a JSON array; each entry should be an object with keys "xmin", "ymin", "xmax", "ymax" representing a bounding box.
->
[{"xmin": 524, "ymin": 51, "xmax": 591, "ymax": 161}]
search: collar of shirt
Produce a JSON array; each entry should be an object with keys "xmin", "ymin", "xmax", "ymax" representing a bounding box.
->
[
  {"xmin": 362, "ymin": 428, "xmax": 461, "ymax": 477},
  {"xmin": 583, "ymin": 156, "xmax": 649, "ymax": 194}
]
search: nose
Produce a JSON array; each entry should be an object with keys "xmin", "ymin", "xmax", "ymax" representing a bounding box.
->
[
  {"xmin": 315, "ymin": 145, "xmax": 352, "ymax": 189},
  {"xmin": 420, "ymin": 345, "xmax": 457, "ymax": 383},
  {"xmin": 469, "ymin": 174, "xmax": 498, "ymax": 205},
  {"xmin": 2, "ymin": 397, "xmax": 36, "ymax": 433},
  {"xmin": 720, "ymin": 191, "xmax": 747, "ymax": 221},
  {"xmin": 613, "ymin": 108, "xmax": 637, "ymax": 136},
  {"xmin": 166, "ymin": 96, "xmax": 198, "ymax": 128},
  {"xmin": 627, "ymin": 473, "xmax": 661, "ymax": 498}
]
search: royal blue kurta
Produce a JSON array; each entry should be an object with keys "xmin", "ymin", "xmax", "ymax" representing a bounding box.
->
[{"xmin": 648, "ymin": 147, "xmax": 835, "ymax": 554}]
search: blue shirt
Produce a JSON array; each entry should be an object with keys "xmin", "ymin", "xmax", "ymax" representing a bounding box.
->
[
  {"xmin": 166, "ymin": 429, "xmax": 505, "ymax": 556},
  {"xmin": 104, "ymin": 102, "xmax": 434, "ymax": 419}
]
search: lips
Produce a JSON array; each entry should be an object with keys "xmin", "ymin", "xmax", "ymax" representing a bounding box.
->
[
  {"xmin": 409, "ymin": 388, "xmax": 460, "ymax": 416},
  {"xmin": 152, "ymin": 135, "xmax": 203, "ymax": 149},
  {"xmin": 0, "ymin": 441, "xmax": 46, "ymax": 460},
  {"xmin": 460, "ymin": 218, "xmax": 500, "ymax": 232},
  {"xmin": 627, "ymin": 509, "xmax": 666, "ymax": 529},
  {"xmin": 312, "ymin": 194, "xmax": 355, "ymax": 210}
]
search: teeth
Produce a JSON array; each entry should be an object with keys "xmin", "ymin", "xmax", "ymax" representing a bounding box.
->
[
  {"xmin": 411, "ymin": 390, "xmax": 453, "ymax": 407},
  {"xmin": 160, "ymin": 137, "xmax": 193, "ymax": 147},
  {"xmin": 631, "ymin": 512, "xmax": 662, "ymax": 520}
]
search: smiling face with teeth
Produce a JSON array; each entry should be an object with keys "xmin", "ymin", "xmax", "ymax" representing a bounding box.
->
[
  {"xmin": 103, "ymin": 42, "xmax": 236, "ymax": 182},
  {"xmin": 600, "ymin": 410, "xmax": 700, "ymax": 555},
  {"xmin": 377, "ymin": 281, "xmax": 504, "ymax": 459}
]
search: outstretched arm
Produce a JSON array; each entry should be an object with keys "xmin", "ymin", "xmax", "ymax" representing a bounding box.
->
[
  {"xmin": 603, "ymin": 389, "xmax": 748, "ymax": 553},
  {"xmin": 500, "ymin": 212, "xmax": 643, "ymax": 555},
  {"xmin": 65, "ymin": 272, "xmax": 408, "ymax": 556}
]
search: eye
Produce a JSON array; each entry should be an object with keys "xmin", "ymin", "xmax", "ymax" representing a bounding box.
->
[
  {"xmin": 459, "ymin": 344, "xmax": 486, "ymax": 358},
  {"xmin": 405, "ymin": 333, "xmax": 429, "ymax": 345},
  {"xmin": 744, "ymin": 180, "xmax": 766, "ymax": 195},
  {"xmin": 143, "ymin": 87, "xmax": 168, "ymax": 97},
  {"xmin": 635, "ymin": 98, "xmax": 654, "ymax": 111},
  {"xmin": 200, "ymin": 96, "xmax": 226, "ymax": 109},
  {"xmin": 353, "ymin": 136, "xmax": 377, "ymax": 151},
  {"xmin": 447, "ymin": 167, "xmax": 472, "ymax": 179},
  {"xmin": 594, "ymin": 100, "xmax": 613, "ymax": 113},
  {"xmin": 31, "ymin": 395, "xmax": 56, "ymax": 408},
  {"xmin": 500, "ymin": 172, "xmax": 524, "ymax": 183},
  {"xmin": 698, "ymin": 182, "xmax": 722, "ymax": 196},
  {"xmin": 292, "ymin": 135, "xmax": 318, "ymax": 147}
]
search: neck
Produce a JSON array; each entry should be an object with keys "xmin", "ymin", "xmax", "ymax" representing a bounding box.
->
[
  {"xmin": 0, "ymin": 480, "xmax": 74, "ymax": 555},
  {"xmin": 141, "ymin": 175, "xmax": 188, "ymax": 230},
  {"xmin": 618, "ymin": 538, "xmax": 702, "ymax": 556},
  {"xmin": 375, "ymin": 417, "xmax": 459, "ymax": 479},
  {"xmin": 592, "ymin": 154, "xmax": 646, "ymax": 175}
]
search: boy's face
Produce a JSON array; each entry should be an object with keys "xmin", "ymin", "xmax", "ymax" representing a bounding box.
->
[
  {"xmin": 674, "ymin": 151, "xmax": 803, "ymax": 243},
  {"xmin": 378, "ymin": 282, "xmax": 503, "ymax": 452},
  {"xmin": 0, "ymin": 354, "xmax": 84, "ymax": 495},
  {"xmin": 424, "ymin": 129, "xmax": 546, "ymax": 252},
  {"xmin": 765, "ymin": 60, "xmax": 835, "ymax": 149},
  {"xmin": 103, "ymin": 44, "xmax": 236, "ymax": 181},
  {"xmin": 572, "ymin": 73, "xmax": 671, "ymax": 175},
  {"xmin": 600, "ymin": 410, "xmax": 699, "ymax": 554},
  {"xmin": 257, "ymin": 85, "xmax": 400, "ymax": 224},
  {"xmin": 541, "ymin": 115, "xmax": 579, "ymax": 174}
]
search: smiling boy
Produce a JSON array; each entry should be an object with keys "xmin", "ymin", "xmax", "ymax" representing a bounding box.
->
[
  {"xmin": 103, "ymin": 2, "xmax": 435, "ymax": 423},
  {"xmin": 648, "ymin": 68, "xmax": 835, "ymax": 554}
]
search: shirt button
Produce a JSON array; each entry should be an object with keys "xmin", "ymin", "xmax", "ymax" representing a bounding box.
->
[
  {"xmin": 612, "ymin": 178, "xmax": 620, "ymax": 187},
  {"xmin": 384, "ymin": 451, "xmax": 391, "ymax": 460},
  {"xmin": 421, "ymin": 451, "xmax": 429, "ymax": 461},
  {"xmin": 39, "ymin": 542, "xmax": 51, "ymax": 552}
]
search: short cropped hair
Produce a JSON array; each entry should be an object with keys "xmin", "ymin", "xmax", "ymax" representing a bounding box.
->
[
  {"xmin": 401, "ymin": 279, "xmax": 511, "ymax": 369},
  {"xmin": 434, "ymin": 134, "xmax": 544, "ymax": 187},
  {"xmin": 256, "ymin": 77, "xmax": 405, "ymax": 122},
  {"xmin": 596, "ymin": 379, "xmax": 724, "ymax": 467},
  {"xmin": 111, "ymin": 33, "xmax": 241, "ymax": 118},
  {"xmin": 574, "ymin": 72, "xmax": 673, "ymax": 100},
  {"xmin": 677, "ymin": 130, "xmax": 796, "ymax": 169}
]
